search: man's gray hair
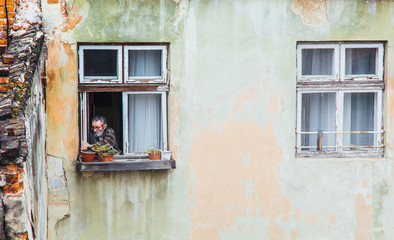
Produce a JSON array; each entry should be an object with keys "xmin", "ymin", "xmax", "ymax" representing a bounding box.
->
[{"xmin": 92, "ymin": 115, "xmax": 107, "ymax": 124}]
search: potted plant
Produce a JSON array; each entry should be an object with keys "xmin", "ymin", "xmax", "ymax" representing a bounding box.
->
[
  {"xmin": 93, "ymin": 144, "xmax": 120, "ymax": 162},
  {"xmin": 80, "ymin": 149, "xmax": 96, "ymax": 162},
  {"xmin": 146, "ymin": 147, "xmax": 161, "ymax": 160}
]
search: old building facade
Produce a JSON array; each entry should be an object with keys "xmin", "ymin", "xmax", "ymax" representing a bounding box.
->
[{"xmin": 3, "ymin": 0, "xmax": 394, "ymax": 239}]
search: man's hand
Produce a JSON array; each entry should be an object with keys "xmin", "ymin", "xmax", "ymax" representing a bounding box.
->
[{"xmin": 81, "ymin": 142, "xmax": 91, "ymax": 151}]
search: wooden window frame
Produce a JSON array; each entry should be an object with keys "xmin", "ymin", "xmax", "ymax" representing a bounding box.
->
[
  {"xmin": 124, "ymin": 45, "xmax": 168, "ymax": 84},
  {"xmin": 296, "ymin": 42, "xmax": 385, "ymax": 158},
  {"xmin": 78, "ymin": 43, "xmax": 172, "ymax": 161},
  {"xmin": 78, "ymin": 45, "xmax": 123, "ymax": 84}
]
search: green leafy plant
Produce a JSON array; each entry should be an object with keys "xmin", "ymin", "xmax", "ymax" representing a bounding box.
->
[
  {"xmin": 91, "ymin": 144, "xmax": 120, "ymax": 155},
  {"xmin": 145, "ymin": 147, "xmax": 161, "ymax": 154}
]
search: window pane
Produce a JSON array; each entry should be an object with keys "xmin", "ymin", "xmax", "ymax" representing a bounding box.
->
[
  {"xmin": 345, "ymin": 48, "xmax": 376, "ymax": 75},
  {"xmin": 301, "ymin": 93, "xmax": 336, "ymax": 151},
  {"xmin": 343, "ymin": 92, "xmax": 375, "ymax": 149},
  {"xmin": 129, "ymin": 50, "xmax": 162, "ymax": 77},
  {"xmin": 128, "ymin": 94, "xmax": 162, "ymax": 153},
  {"xmin": 302, "ymin": 49, "xmax": 333, "ymax": 76},
  {"xmin": 84, "ymin": 50, "xmax": 118, "ymax": 77}
]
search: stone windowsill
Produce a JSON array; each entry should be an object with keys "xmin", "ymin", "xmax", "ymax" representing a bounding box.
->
[{"xmin": 76, "ymin": 154, "xmax": 176, "ymax": 172}]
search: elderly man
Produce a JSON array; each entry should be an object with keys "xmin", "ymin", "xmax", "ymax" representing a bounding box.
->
[{"xmin": 81, "ymin": 115, "xmax": 119, "ymax": 151}]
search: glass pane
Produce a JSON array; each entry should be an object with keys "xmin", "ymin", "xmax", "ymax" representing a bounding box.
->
[
  {"xmin": 301, "ymin": 93, "xmax": 336, "ymax": 151},
  {"xmin": 343, "ymin": 92, "xmax": 375, "ymax": 149},
  {"xmin": 302, "ymin": 49, "xmax": 333, "ymax": 76},
  {"xmin": 345, "ymin": 48, "xmax": 376, "ymax": 75},
  {"xmin": 128, "ymin": 94, "xmax": 162, "ymax": 153},
  {"xmin": 129, "ymin": 50, "xmax": 162, "ymax": 77},
  {"xmin": 84, "ymin": 50, "xmax": 118, "ymax": 77}
]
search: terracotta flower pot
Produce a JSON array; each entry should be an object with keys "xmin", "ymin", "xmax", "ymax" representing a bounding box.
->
[
  {"xmin": 148, "ymin": 152, "xmax": 161, "ymax": 160},
  {"xmin": 81, "ymin": 151, "xmax": 96, "ymax": 162},
  {"xmin": 99, "ymin": 153, "xmax": 113, "ymax": 162}
]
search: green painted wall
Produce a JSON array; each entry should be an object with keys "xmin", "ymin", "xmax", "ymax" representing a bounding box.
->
[{"xmin": 43, "ymin": 0, "xmax": 394, "ymax": 239}]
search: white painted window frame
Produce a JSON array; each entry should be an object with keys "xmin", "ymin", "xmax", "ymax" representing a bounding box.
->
[
  {"xmin": 296, "ymin": 89, "xmax": 383, "ymax": 156},
  {"xmin": 297, "ymin": 43, "xmax": 339, "ymax": 82},
  {"xmin": 80, "ymin": 92, "xmax": 88, "ymax": 144},
  {"xmin": 78, "ymin": 45, "xmax": 123, "ymax": 83},
  {"xmin": 122, "ymin": 91, "xmax": 168, "ymax": 155},
  {"xmin": 340, "ymin": 43, "xmax": 384, "ymax": 81},
  {"xmin": 124, "ymin": 45, "xmax": 168, "ymax": 84},
  {"xmin": 296, "ymin": 42, "xmax": 384, "ymax": 157}
]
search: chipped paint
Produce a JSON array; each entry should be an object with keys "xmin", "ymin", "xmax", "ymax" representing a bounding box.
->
[{"xmin": 291, "ymin": 0, "xmax": 328, "ymax": 27}]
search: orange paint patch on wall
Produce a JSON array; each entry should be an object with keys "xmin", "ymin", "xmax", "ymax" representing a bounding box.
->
[
  {"xmin": 231, "ymin": 86, "xmax": 257, "ymax": 117},
  {"xmin": 354, "ymin": 193, "xmax": 372, "ymax": 239},
  {"xmin": 169, "ymin": 93, "xmax": 182, "ymax": 160},
  {"xmin": 61, "ymin": 13, "xmax": 83, "ymax": 32},
  {"xmin": 46, "ymin": 36, "xmax": 78, "ymax": 159},
  {"xmin": 386, "ymin": 72, "xmax": 394, "ymax": 123},
  {"xmin": 187, "ymin": 119, "xmax": 294, "ymax": 239}
]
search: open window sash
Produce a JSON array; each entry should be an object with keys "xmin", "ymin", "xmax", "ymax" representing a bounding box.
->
[{"xmin": 122, "ymin": 92, "xmax": 167, "ymax": 154}]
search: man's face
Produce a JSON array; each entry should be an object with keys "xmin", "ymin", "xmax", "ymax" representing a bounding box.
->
[{"xmin": 91, "ymin": 120, "xmax": 106, "ymax": 134}]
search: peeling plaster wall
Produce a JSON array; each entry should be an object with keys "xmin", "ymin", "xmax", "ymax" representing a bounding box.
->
[
  {"xmin": 42, "ymin": 0, "xmax": 394, "ymax": 239},
  {"xmin": 25, "ymin": 51, "xmax": 47, "ymax": 240}
]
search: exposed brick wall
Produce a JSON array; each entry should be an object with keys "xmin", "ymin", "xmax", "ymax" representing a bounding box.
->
[
  {"xmin": 0, "ymin": 0, "xmax": 15, "ymax": 47},
  {"xmin": 0, "ymin": 27, "xmax": 44, "ymax": 240}
]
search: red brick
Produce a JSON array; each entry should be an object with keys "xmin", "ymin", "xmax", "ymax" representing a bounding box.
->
[
  {"xmin": 0, "ymin": 84, "xmax": 10, "ymax": 93},
  {"xmin": 8, "ymin": 12, "xmax": 14, "ymax": 18},
  {"xmin": 6, "ymin": 0, "xmax": 14, "ymax": 6},
  {"xmin": 6, "ymin": 6, "xmax": 13, "ymax": 12},
  {"xmin": 0, "ymin": 19, "xmax": 5, "ymax": 25},
  {"xmin": 0, "ymin": 77, "xmax": 9, "ymax": 84},
  {"xmin": 5, "ymin": 172, "xmax": 22, "ymax": 184},
  {"xmin": 2, "ymin": 54, "xmax": 14, "ymax": 64},
  {"xmin": 0, "ymin": 13, "xmax": 5, "ymax": 19},
  {"xmin": 13, "ymin": 232, "xmax": 28, "ymax": 240},
  {"xmin": 0, "ymin": 0, "xmax": 4, "ymax": 5},
  {"xmin": 8, "ymin": 18, "xmax": 14, "ymax": 25},
  {"xmin": 3, "ymin": 182, "xmax": 23, "ymax": 194},
  {"xmin": 2, "ymin": 163, "xmax": 23, "ymax": 173}
]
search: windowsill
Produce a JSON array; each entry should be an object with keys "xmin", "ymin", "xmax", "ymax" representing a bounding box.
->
[
  {"xmin": 76, "ymin": 155, "xmax": 176, "ymax": 171},
  {"xmin": 296, "ymin": 150, "xmax": 384, "ymax": 158}
]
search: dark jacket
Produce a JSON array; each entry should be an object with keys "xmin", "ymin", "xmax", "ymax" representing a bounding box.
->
[{"xmin": 88, "ymin": 126, "xmax": 119, "ymax": 150}]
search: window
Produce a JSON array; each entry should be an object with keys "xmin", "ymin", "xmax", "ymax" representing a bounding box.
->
[
  {"xmin": 296, "ymin": 42, "xmax": 384, "ymax": 157},
  {"xmin": 78, "ymin": 44, "xmax": 169, "ymax": 156}
]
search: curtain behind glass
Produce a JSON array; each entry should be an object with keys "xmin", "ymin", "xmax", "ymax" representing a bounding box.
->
[
  {"xmin": 129, "ymin": 50, "xmax": 162, "ymax": 77},
  {"xmin": 128, "ymin": 94, "xmax": 162, "ymax": 153},
  {"xmin": 345, "ymin": 48, "xmax": 376, "ymax": 75},
  {"xmin": 302, "ymin": 49, "xmax": 333, "ymax": 76},
  {"xmin": 301, "ymin": 93, "xmax": 336, "ymax": 151},
  {"xmin": 343, "ymin": 93, "xmax": 375, "ymax": 149}
]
